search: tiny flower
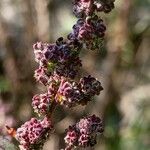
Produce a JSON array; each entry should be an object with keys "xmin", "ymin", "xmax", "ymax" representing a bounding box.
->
[
  {"xmin": 47, "ymin": 73, "xmax": 61, "ymax": 97},
  {"xmin": 78, "ymin": 134, "xmax": 89, "ymax": 147},
  {"xmin": 34, "ymin": 67, "xmax": 49, "ymax": 85},
  {"xmin": 41, "ymin": 116, "xmax": 53, "ymax": 129},
  {"xmin": 33, "ymin": 42, "xmax": 45, "ymax": 64},
  {"xmin": 32, "ymin": 93, "xmax": 52, "ymax": 115},
  {"xmin": 64, "ymin": 126, "xmax": 78, "ymax": 147}
]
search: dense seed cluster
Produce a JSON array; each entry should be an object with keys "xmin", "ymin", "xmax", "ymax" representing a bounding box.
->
[
  {"xmin": 64, "ymin": 115, "xmax": 104, "ymax": 149},
  {"xmin": 13, "ymin": 0, "xmax": 115, "ymax": 149}
]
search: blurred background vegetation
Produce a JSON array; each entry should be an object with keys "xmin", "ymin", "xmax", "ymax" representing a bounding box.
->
[{"xmin": 0, "ymin": 0, "xmax": 149, "ymax": 150}]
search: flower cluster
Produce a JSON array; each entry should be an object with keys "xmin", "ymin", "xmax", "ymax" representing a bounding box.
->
[
  {"xmin": 73, "ymin": 0, "xmax": 115, "ymax": 18},
  {"xmin": 68, "ymin": 15, "xmax": 106, "ymax": 50},
  {"xmin": 33, "ymin": 37, "xmax": 82, "ymax": 80},
  {"xmin": 32, "ymin": 93, "xmax": 52, "ymax": 115},
  {"xmin": 10, "ymin": 0, "xmax": 115, "ymax": 149},
  {"xmin": 55, "ymin": 78, "xmax": 83, "ymax": 107},
  {"xmin": 55, "ymin": 76, "xmax": 103, "ymax": 107},
  {"xmin": 79, "ymin": 75, "xmax": 103, "ymax": 96},
  {"xmin": 16, "ymin": 117, "xmax": 53, "ymax": 150},
  {"xmin": 32, "ymin": 75, "xmax": 103, "ymax": 112},
  {"xmin": 64, "ymin": 115, "xmax": 103, "ymax": 149},
  {"xmin": 71, "ymin": 0, "xmax": 115, "ymax": 50}
]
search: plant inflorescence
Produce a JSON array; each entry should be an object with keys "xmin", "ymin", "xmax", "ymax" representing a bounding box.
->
[{"xmin": 7, "ymin": 0, "xmax": 115, "ymax": 149}]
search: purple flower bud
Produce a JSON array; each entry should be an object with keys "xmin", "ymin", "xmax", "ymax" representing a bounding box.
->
[{"xmin": 34, "ymin": 67, "xmax": 49, "ymax": 85}]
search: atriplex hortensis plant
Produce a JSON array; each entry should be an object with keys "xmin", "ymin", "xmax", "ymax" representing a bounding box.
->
[{"xmin": 6, "ymin": 0, "xmax": 115, "ymax": 150}]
